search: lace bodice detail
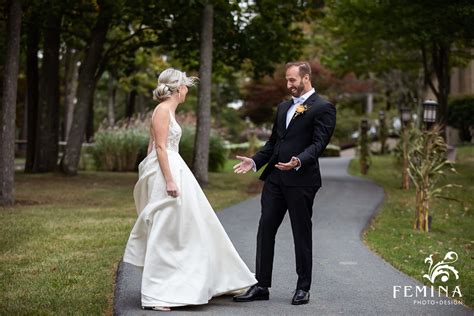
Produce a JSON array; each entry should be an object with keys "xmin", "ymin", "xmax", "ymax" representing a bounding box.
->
[
  {"xmin": 166, "ymin": 112, "xmax": 182, "ymax": 152},
  {"xmin": 150, "ymin": 109, "xmax": 182, "ymax": 153}
]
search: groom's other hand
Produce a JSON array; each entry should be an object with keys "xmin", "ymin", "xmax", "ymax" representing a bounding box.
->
[
  {"xmin": 233, "ymin": 155, "xmax": 255, "ymax": 174},
  {"xmin": 275, "ymin": 156, "xmax": 301, "ymax": 171}
]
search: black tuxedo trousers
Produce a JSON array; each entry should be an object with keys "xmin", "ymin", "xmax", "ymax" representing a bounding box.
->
[{"xmin": 256, "ymin": 169, "xmax": 318, "ymax": 291}]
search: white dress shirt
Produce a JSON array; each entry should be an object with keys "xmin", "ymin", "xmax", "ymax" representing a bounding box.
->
[{"xmin": 286, "ymin": 88, "xmax": 316, "ymax": 128}]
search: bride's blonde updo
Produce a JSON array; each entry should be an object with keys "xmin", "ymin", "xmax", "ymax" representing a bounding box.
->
[{"xmin": 152, "ymin": 68, "xmax": 198, "ymax": 102}]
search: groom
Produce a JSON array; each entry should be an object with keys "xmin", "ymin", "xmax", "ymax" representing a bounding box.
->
[{"xmin": 232, "ymin": 61, "xmax": 336, "ymax": 305}]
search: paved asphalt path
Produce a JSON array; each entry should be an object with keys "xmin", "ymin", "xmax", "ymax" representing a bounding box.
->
[{"xmin": 114, "ymin": 157, "xmax": 472, "ymax": 315}]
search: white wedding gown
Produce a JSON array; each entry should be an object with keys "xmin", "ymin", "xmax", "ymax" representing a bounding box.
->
[{"xmin": 123, "ymin": 110, "xmax": 257, "ymax": 307}]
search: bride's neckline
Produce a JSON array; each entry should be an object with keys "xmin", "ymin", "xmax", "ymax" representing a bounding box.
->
[{"xmin": 152, "ymin": 104, "xmax": 177, "ymax": 121}]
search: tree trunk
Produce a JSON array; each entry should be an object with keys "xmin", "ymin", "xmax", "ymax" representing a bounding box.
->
[
  {"xmin": 107, "ymin": 74, "xmax": 116, "ymax": 126},
  {"xmin": 214, "ymin": 82, "xmax": 221, "ymax": 128},
  {"xmin": 434, "ymin": 43, "xmax": 450, "ymax": 125},
  {"xmin": 33, "ymin": 6, "xmax": 62, "ymax": 172},
  {"xmin": 359, "ymin": 120, "xmax": 370, "ymax": 175},
  {"xmin": 64, "ymin": 47, "xmax": 79, "ymax": 141},
  {"xmin": 85, "ymin": 98, "xmax": 94, "ymax": 142},
  {"xmin": 19, "ymin": 94, "xmax": 28, "ymax": 156},
  {"xmin": 137, "ymin": 93, "xmax": 145, "ymax": 120},
  {"xmin": 25, "ymin": 13, "xmax": 40, "ymax": 172},
  {"xmin": 125, "ymin": 89, "xmax": 137, "ymax": 119},
  {"xmin": 422, "ymin": 42, "xmax": 451, "ymax": 126},
  {"xmin": 61, "ymin": 5, "xmax": 111, "ymax": 175},
  {"xmin": 402, "ymin": 127, "xmax": 409, "ymax": 189},
  {"xmin": 385, "ymin": 90, "xmax": 392, "ymax": 111},
  {"xmin": 192, "ymin": 3, "xmax": 213, "ymax": 185},
  {"xmin": 0, "ymin": 0, "xmax": 22, "ymax": 205}
]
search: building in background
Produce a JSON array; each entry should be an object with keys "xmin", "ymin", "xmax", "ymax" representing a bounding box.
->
[{"xmin": 451, "ymin": 58, "xmax": 474, "ymax": 96}]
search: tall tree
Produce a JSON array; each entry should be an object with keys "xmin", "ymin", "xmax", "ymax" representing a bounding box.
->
[
  {"xmin": 0, "ymin": 0, "xmax": 22, "ymax": 205},
  {"xmin": 24, "ymin": 10, "xmax": 40, "ymax": 172},
  {"xmin": 192, "ymin": 3, "xmax": 213, "ymax": 185},
  {"xmin": 107, "ymin": 73, "xmax": 116, "ymax": 126},
  {"xmin": 60, "ymin": 0, "xmax": 166, "ymax": 174},
  {"xmin": 33, "ymin": 2, "xmax": 63, "ymax": 172},
  {"xmin": 159, "ymin": 0, "xmax": 320, "ymax": 181},
  {"xmin": 61, "ymin": 1, "xmax": 113, "ymax": 175},
  {"xmin": 63, "ymin": 47, "xmax": 80, "ymax": 141},
  {"xmin": 85, "ymin": 98, "xmax": 94, "ymax": 142},
  {"xmin": 125, "ymin": 89, "xmax": 137, "ymax": 119},
  {"xmin": 325, "ymin": 0, "xmax": 474, "ymax": 124}
]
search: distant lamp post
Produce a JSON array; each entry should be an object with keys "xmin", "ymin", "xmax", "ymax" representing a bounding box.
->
[
  {"xmin": 379, "ymin": 110, "xmax": 385, "ymax": 121},
  {"xmin": 359, "ymin": 119, "xmax": 370, "ymax": 175},
  {"xmin": 378, "ymin": 111, "xmax": 387, "ymax": 154},
  {"xmin": 400, "ymin": 107, "xmax": 412, "ymax": 126},
  {"xmin": 361, "ymin": 118, "xmax": 369, "ymax": 131},
  {"xmin": 422, "ymin": 100, "xmax": 438, "ymax": 130},
  {"xmin": 400, "ymin": 107, "xmax": 412, "ymax": 190}
]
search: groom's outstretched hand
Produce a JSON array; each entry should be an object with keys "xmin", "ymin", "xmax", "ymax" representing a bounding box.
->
[
  {"xmin": 275, "ymin": 156, "xmax": 301, "ymax": 171},
  {"xmin": 233, "ymin": 155, "xmax": 254, "ymax": 174}
]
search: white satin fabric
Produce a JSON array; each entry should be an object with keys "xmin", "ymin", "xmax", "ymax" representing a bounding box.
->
[{"xmin": 123, "ymin": 110, "xmax": 257, "ymax": 307}]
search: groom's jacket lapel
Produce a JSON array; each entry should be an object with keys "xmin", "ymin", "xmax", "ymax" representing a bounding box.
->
[
  {"xmin": 279, "ymin": 100, "xmax": 292, "ymax": 133},
  {"xmin": 283, "ymin": 92, "xmax": 318, "ymax": 136}
]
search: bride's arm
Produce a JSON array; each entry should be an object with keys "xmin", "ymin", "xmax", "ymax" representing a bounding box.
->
[{"xmin": 151, "ymin": 109, "xmax": 179, "ymax": 197}]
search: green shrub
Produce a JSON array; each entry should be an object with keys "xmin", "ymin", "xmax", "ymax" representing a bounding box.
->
[
  {"xmin": 333, "ymin": 107, "xmax": 361, "ymax": 146},
  {"xmin": 91, "ymin": 114, "xmax": 229, "ymax": 172},
  {"xmin": 90, "ymin": 116, "xmax": 149, "ymax": 171},
  {"xmin": 91, "ymin": 128, "xmax": 149, "ymax": 171},
  {"xmin": 227, "ymin": 142, "xmax": 250, "ymax": 158},
  {"xmin": 220, "ymin": 107, "xmax": 247, "ymax": 140},
  {"xmin": 209, "ymin": 134, "xmax": 228, "ymax": 172},
  {"xmin": 321, "ymin": 144, "xmax": 341, "ymax": 157},
  {"xmin": 448, "ymin": 96, "xmax": 474, "ymax": 142},
  {"xmin": 78, "ymin": 144, "xmax": 96, "ymax": 171},
  {"xmin": 179, "ymin": 126, "xmax": 195, "ymax": 166},
  {"xmin": 179, "ymin": 126, "xmax": 228, "ymax": 172}
]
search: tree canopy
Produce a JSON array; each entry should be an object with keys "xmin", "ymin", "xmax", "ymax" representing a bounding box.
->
[{"xmin": 323, "ymin": 0, "xmax": 474, "ymax": 122}]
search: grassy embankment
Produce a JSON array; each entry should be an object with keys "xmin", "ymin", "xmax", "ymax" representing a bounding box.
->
[
  {"xmin": 0, "ymin": 159, "xmax": 262, "ymax": 314},
  {"xmin": 349, "ymin": 146, "xmax": 473, "ymax": 307}
]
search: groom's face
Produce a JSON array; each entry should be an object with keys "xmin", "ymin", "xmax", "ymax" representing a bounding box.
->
[{"xmin": 286, "ymin": 66, "xmax": 306, "ymax": 97}]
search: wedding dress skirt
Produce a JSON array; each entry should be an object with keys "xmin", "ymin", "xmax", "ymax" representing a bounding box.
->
[{"xmin": 123, "ymin": 113, "xmax": 256, "ymax": 307}]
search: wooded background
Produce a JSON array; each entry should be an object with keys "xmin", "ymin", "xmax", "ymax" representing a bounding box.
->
[{"xmin": 1, "ymin": 0, "xmax": 473, "ymax": 205}]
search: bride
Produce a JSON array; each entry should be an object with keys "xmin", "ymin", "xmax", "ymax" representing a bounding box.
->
[{"xmin": 123, "ymin": 68, "xmax": 257, "ymax": 311}]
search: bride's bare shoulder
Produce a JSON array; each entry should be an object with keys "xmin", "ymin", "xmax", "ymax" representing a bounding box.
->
[
  {"xmin": 152, "ymin": 104, "xmax": 170, "ymax": 117},
  {"xmin": 151, "ymin": 104, "xmax": 171, "ymax": 127}
]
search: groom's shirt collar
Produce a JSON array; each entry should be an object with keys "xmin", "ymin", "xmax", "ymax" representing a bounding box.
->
[{"xmin": 292, "ymin": 88, "xmax": 315, "ymax": 105}]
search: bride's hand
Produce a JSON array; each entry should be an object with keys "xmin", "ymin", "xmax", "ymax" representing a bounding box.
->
[{"xmin": 166, "ymin": 181, "xmax": 180, "ymax": 198}]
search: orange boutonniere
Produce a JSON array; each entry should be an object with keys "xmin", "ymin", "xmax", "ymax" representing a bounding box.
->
[
  {"xmin": 293, "ymin": 104, "xmax": 310, "ymax": 119},
  {"xmin": 296, "ymin": 104, "xmax": 306, "ymax": 113}
]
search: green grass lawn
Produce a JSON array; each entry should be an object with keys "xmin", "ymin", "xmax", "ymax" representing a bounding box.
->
[
  {"xmin": 349, "ymin": 145, "xmax": 473, "ymax": 307},
  {"xmin": 0, "ymin": 160, "xmax": 262, "ymax": 315}
]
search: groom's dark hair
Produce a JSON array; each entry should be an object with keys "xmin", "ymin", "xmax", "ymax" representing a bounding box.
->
[{"xmin": 285, "ymin": 61, "xmax": 311, "ymax": 78}]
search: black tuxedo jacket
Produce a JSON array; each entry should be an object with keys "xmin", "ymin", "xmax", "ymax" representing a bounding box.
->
[{"xmin": 252, "ymin": 92, "xmax": 336, "ymax": 187}]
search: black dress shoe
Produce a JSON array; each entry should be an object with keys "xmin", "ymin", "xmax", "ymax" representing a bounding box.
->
[
  {"xmin": 233, "ymin": 285, "xmax": 269, "ymax": 302},
  {"xmin": 291, "ymin": 289, "xmax": 310, "ymax": 305}
]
